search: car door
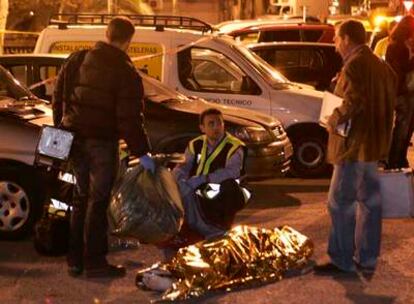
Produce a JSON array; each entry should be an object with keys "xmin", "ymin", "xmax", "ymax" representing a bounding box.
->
[
  {"xmin": 175, "ymin": 47, "xmax": 271, "ymax": 116},
  {"xmin": 32, "ymin": 63, "xmax": 61, "ymax": 100},
  {"xmin": 3, "ymin": 63, "xmax": 32, "ymax": 88}
]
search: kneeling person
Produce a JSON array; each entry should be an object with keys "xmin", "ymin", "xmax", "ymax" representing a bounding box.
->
[{"xmin": 173, "ymin": 108, "xmax": 249, "ymax": 239}]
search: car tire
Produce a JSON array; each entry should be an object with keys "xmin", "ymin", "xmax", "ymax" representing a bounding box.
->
[
  {"xmin": 0, "ymin": 167, "xmax": 43, "ymax": 240},
  {"xmin": 289, "ymin": 131, "xmax": 332, "ymax": 178}
]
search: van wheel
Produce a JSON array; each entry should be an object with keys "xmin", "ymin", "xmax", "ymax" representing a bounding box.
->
[
  {"xmin": 0, "ymin": 167, "xmax": 43, "ymax": 240},
  {"xmin": 289, "ymin": 131, "xmax": 331, "ymax": 178}
]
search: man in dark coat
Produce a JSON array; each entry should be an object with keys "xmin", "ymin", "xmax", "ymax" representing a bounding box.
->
[
  {"xmin": 314, "ymin": 20, "xmax": 397, "ymax": 275},
  {"xmin": 385, "ymin": 16, "xmax": 414, "ymax": 168},
  {"xmin": 53, "ymin": 17, "xmax": 154, "ymax": 278}
]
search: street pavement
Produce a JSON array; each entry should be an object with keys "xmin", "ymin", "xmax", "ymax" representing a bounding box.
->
[{"xmin": 1, "ymin": 158, "xmax": 414, "ymax": 303}]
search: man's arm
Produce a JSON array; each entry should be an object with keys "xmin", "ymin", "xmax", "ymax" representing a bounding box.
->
[
  {"xmin": 116, "ymin": 67, "xmax": 151, "ymax": 157},
  {"xmin": 173, "ymin": 147, "xmax": 194, "ymax": 181},
  {"xmin": 328, "ymin": 60, "xmax": 364, "ymax": 129},
  {"xmin": 207, "ymin": 147, "xmax": 244, "ymax": 184}
]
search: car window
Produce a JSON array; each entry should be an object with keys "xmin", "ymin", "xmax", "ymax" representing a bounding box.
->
[
  {"xmin": 302, "ymin": 30, "xmax": 323, "ymax": 42},
  {"xmin": 177, "ymin": 48, "xmax": 261, "ymax": 95},
  {"xmin": 39, "ymin": 65, "xmax": 60, "ymax": 98},
  {"xmin": 0, "ymin": 66, "xmax": 33, "ymax": 100},
  {"xmin": 234, "ymin": 44, "xmax": 289, "ymax": 89},
  {"xmin": 300, "ymin": 49, "xmax": 323, "ymax": 70},
  {"xmin": 193, "ymin": 59, "xmax": 238, "ymax": 85},
  {"xmin": 274, "ymin": 50, "xmax": 301, "ymax": 68},
  {"xmin": 259, "ymin": 30, "xmax": 301, "ymax": 42},
  {"xmin": 6, "ymin": 65, "xmax": 28, "ymax": 86},
  {"xmin": 234, "ymin": 32, "xmax": 260, "ymax": 44}
]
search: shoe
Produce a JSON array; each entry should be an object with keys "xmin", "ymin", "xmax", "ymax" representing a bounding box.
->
[
  {"xmin": 313, "ymin": 262, "xmax": 355, "ymax": 276},
  {"xmin": 355, "ymin": 262, "xmax": 376, "ymax": 275},
  {"xmin": 68, "ymin": 265, "xmax": 83, "ymax": 277},
  {"xmin": 85, "ymin": 264, "xmax": 126, "ymax": 278}
]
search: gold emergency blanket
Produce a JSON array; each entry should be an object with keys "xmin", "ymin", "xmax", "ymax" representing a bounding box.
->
[{"xmin": 137, "ymin": 225, "xmax": 313, "ymax": 301}]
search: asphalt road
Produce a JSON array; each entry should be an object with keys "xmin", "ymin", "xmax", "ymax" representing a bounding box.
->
[{"xmin": 1, "ymin": 164, "xmax": 414, "ymax": 303}]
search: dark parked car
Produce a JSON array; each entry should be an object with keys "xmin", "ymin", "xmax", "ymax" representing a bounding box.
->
[
  {"xmin": 247, "ymin": 42, "xmax": 343, "ymax": 91},
  {"xmin": 0, "ymin": 62, "xmax": 292, "ymax": 239}
]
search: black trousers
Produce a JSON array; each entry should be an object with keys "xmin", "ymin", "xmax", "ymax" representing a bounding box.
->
[
  {"xmin": 199, "ymin": 179, "xmax": 246, "ymax": 230},
  {"xmin": 388, "ymin": 93, "xmax": 414, "ymax": 169},
  {"xmin": 67, "ymin": 138, "xmax": 118, "ymax": 269}
]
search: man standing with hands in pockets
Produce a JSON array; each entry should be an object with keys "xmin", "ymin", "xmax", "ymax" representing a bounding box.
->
[{"xmin": 314, "ymin": 20, "xmax": 397, "ymax": 275}]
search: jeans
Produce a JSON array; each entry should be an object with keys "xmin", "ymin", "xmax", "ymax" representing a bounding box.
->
[
  {"xmin": 67, "ymin": 138, "xmax": 118, "ymax": 269},
  {"xmin": 327, "ymin": 161, "xmax": 382, "ymax": 271}
]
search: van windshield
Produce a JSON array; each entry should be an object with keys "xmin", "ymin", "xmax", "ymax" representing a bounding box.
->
[{"xmin": 233, "ymin": 44, "xmax": 291, "ymax": 89}]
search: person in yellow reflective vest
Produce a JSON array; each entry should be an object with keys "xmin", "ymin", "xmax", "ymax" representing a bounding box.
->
[
  {"xmin": 373, "ymin": 21, "xmax": 397, "ymax": 59},
  {"xmin": 173, "ymin": 108, "xmax": 249, "ymax": 240}
]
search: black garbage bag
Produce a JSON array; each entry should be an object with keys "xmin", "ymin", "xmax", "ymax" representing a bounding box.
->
[
  {"xmin": 34, "ymin": 209, "xmax": 70, "ymax": 256},
  {"xmin": 108, "ymin": 162, "xmax": 184, "ymax": 244}
]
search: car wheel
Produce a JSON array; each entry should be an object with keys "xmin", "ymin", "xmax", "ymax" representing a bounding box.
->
[
  {"xmin": 289, "ymin": 131, "xmax": 332, "ymax": 178},
  {"xmin": 0, "ymin": 167, "xmax": 43, "ymax": 240}
]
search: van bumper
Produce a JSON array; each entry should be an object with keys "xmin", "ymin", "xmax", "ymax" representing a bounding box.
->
[{"xmin": 245, "ymin": 138, "xmax": 292, "ymax": 179}]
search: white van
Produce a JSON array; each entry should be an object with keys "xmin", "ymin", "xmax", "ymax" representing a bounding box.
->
[{"xmin": 34, "ymin": 14, "xmax": 327, "ymax": 177}]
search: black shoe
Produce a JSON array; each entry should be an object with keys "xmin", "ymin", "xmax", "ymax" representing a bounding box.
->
[
  {"xmin": 68, "ymin": 265, "xmax": 83, "ymax": 277},
  {"xmin": 355, "ymin": 262, "xmax": 376, "ymax": 275},
  {"xmin": 86, "ymin": 264, "xmax": 126, "ymax": 278},
  {"xmin": 313, "ymin": 262, "xmax": 354, "ymax": 276}
]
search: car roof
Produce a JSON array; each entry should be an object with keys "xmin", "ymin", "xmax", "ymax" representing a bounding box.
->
[
  {"xmin": 216, "ymin": 18, "xmax": 306, "ymax": 33},
  {"xmin": 230, "ymin": 23, "xmax": 334, "ymax": 34},
  {"xmin": 247, "ymin": 41, "xmax": 336, "ymax": 49}
]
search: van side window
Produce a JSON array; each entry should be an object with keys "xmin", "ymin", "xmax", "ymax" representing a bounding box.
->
[{"xmin": 177, "ymin": 48, "xmax": 261, "ymax": 95}]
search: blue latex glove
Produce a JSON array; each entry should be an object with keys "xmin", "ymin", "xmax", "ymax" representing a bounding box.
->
[
  {"xmin": 139, "ymin": 154, "xmax": 155, "ymax": 174},
  {"xmin": 187, "ymin": 175, "xmax": 207, "ymax": 190}
]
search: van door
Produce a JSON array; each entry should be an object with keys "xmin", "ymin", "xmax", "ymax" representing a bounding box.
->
[{"xmin": 175, "ymin": 47, "xmax": 271, "ymax": 116}]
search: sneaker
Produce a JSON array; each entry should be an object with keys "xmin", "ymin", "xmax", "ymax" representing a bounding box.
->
[
  {"xmin": 85, "ymin": 264, "xmax": 126, "ymax": 278},
  {"xmin": 68, "ymin": 265, "xmax": 83, "ymax": 277},
  {"xmin": 313, "ymin": 262, "xmax": 355, "ymax": 276}
]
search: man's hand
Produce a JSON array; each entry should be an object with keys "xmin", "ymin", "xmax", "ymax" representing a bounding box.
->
[
  {"xmin": 139, "ymin": 154, "xmax": 155, "ymax": 174},
  {"xmin": 187, "ymin": 175, "xmax": 207, "ymax": 190}
]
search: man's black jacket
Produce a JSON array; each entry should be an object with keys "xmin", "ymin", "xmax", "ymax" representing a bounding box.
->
[{"xmin": 53, "ymin": 41, "xmax": 151, "ymax": 157}]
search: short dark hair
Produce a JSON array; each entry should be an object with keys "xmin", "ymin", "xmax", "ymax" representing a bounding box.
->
[
  {"xmin": 337, "ymin": 19, "xmax": 366, "ymax": 45},
  {"xmin": 199, "ymin": 108, "xmax": 223, "ymax": 125},
  {"xmin": 107, "ymin": 17, "xmax": 135, "ymax": 43}
]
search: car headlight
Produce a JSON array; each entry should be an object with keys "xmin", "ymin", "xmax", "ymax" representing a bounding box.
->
[{"xmin": 231, "ymin": 126, "xmax": 273, "ymax": 142}]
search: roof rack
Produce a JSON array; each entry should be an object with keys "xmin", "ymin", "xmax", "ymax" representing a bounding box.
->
[{"xmin": 49, "ymin": 14, "xmax": 215, "ymax": 33}]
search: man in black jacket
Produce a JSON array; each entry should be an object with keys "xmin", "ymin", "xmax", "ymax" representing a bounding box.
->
[{"xmin": 53, "ymin": 17, "xmax": 154, "ymax": 278}]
